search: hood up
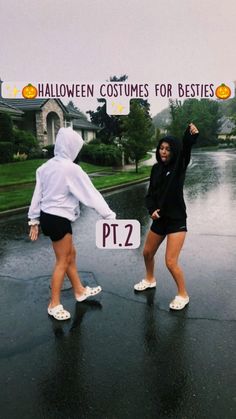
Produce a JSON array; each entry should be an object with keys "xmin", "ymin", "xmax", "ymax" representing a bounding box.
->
[
  {"xmin": 156, "ymin": 135, "xmax": 182, "ymax": 166},
  {"xmin": 54, "ymin": 127, "xmax": 84, "ymax": 161}
]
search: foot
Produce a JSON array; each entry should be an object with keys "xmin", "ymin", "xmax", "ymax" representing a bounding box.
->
[
  {"xmin": 134, "ymin": 279, "xmax": 156, "ymax": 291},
  {"xmin": 169, "ymin": 295, "xmax": 189, "ymax": 310},
  {"xmin": 75, "ymin": 286, "xmax": 102, "ymax": 302},
  {"xmin": 48, "ymin": 304, "xmax": 71, "ymax": 320}
]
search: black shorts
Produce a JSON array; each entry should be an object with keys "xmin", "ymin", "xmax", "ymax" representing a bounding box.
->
[
  {"xmin": 151, "ymin": 216, "xmax": 187, "ymax": 236},
  {"xmin": 40, "ymin": 211, "xmax": 72, "ymax": 242}
]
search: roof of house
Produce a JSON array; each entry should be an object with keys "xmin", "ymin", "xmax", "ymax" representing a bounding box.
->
[
  {"xmin": 66, "ymin": 107, "xmax": 86, "ymax": 118},
  {"xmin": 0, "ymin": 89, "xmax": 99, "ymax": 131},
  {"xmin": 0, "ymin": 99, "xmax": 24, "ymax": 116},
  {"xmin": 72, "ymin": 117, "xmax": 100, "ymax": 131},
  {"xmin": 0, "ymin": 98, "xmax": 69, "ymax": 113},
  {"xmin": 66, "ymin": 105, "xmax": 99, "ymax": 131},
  {"xmin": 218, "ymin": 116, "xmax": 235, "ymax": 135}
]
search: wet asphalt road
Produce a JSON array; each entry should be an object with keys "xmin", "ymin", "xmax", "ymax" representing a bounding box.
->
[{"xmin": 0, "ymin": 150, "xmax": 235, "ymax": 419}]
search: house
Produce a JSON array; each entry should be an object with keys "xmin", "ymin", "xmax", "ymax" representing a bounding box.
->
[
  {"xmin": 0, "ymin": 83, "xmax": 99, "ymax": 145},
  {"xmin": 0, "ymin": 100, "xmax": 24, "ymax": 121},
  {"xmin": 218, "ymin": 116, "xmax": 236, "ymax": 142},
  {"xmin": 66, "ymin": 104, "xmax": 99, "ymax": 143}
]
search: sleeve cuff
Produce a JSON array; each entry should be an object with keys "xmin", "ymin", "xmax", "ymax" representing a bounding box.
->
[{"xmin": 28, "ymin": 220, "xmax": 40, "ymax": 226}]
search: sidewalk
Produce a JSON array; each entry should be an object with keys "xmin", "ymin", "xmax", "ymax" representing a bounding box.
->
[{"xmin": 114, "ymin": 150, "xmax": 156, "ymax": 171}]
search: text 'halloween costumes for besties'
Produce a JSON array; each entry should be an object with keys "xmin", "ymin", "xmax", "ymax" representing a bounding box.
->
[
  {"xmin": 145, "ymin": 128, "xmax": 198, "ymax": 235},
  {"xmin": 28, "ymin": 127, "xmax": 116, "ymax": 239}
]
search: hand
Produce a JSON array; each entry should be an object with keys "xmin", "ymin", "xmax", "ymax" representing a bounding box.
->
[
  {"xmin": 29, "ymin": 225, "xmax": 39, "ymax": 241},
  {"xmin": 189, "ymin": 123, "xmax": 199, "ymax": 135},
  {"xmin": 151, "ymin": 209, "xmax": 161, "ymax": 220}
]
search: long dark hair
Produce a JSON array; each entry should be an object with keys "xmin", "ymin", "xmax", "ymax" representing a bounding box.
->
[{"xmin": 155, "ymin": 135, "xmax": 182, "ymax": 165}]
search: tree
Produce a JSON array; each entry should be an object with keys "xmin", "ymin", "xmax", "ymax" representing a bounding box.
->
[
  {"xmin": 67, "ymin": 100, "xmax": 87, "ymax": 120},
  {"xmin": 13, "ymin": 128, "xmax": 37, "ymax": 154},
  {"xmin": 168, "ymin": 99, "xmax": 221, "ymax": 146},
  {"xmin": 0, "ymin": 112, "xmax": 14, "ymax": 162},
  {"xmin": 218, "ymin": 95, "xmax": 236, "ymax": 117},
  {"xmin": 122, "ymin": 100, "xmax": 154, "ymax": 173},
  {"xmin": 87, "ymin": 75, "xmax": 128, "ymax": 144},
  {"xmin": 223, "ymin": 97, "xmax": 236, "ymax": 138},
  {"xmin": 154, "ymin": 127, "xmax": 161, "ymax": 143},
  {"xmin": 0, "ymin": 112, "xmax": 14, "ymax": 141},
  {"xmin": 67, "ymin": 100, "xmax": 79, "ymax": 111}
]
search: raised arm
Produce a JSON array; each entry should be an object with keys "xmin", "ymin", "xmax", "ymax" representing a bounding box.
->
[{"xmin": 182, "ymin": 123, "xmax": 199, "ymax": 170}]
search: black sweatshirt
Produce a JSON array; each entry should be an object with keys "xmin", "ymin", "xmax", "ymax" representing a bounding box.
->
[{"xmin": 145, "ymin": 127, "xmax": 198, "ymax": 220}]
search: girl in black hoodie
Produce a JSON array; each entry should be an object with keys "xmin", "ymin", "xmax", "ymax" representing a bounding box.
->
[{"xmin": 134, "ymin": 123, "xmax": 199, "ymax": 310}]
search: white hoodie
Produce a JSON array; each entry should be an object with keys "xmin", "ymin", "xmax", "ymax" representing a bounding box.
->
[{"xmin": 28, "ymin": 127, "xmax": 116, "ymax": 222}]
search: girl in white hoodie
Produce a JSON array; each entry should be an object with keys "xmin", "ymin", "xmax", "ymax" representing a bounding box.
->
[{"xmin": 28, "ymin": 127, "xmax": 116, "ymax": 321}]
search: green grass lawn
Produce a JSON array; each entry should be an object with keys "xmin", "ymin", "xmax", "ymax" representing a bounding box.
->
[
  {"xmin": 93, "ymin": 166, "xmax": 151, "ymax": 189},
  {"xmin": 0, "ymin": 187, "xmax": 35, "ymax": 212},
  {"xmin": 0, "ymin": 160, "xmax": 111, "ymax": 187},
  {"xmin": 0, "ymin": 160, "xmax": 46, "ymax": 186},
  {"xmin": 0, "ymin": 161, "xmax": 151, "ymax": 212}
]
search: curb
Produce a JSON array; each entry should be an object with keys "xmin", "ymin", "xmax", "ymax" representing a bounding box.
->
[{"xmin": 0, "ymin": 206, "xmax": 29, "ymax": 219}]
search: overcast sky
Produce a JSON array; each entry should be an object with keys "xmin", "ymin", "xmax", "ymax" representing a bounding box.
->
[{"xmin": 1, "ymin": 0, "xmax": 236, "ymax": 117}]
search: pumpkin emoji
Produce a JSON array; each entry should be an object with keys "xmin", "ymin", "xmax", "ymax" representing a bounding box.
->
[
  {"xmin": 22, "ymin": 83, "xmax": 38, "ymax": 99},
  {"xmin": 215, "ymin": 83, "xmax": 231, "ymax": 100}
]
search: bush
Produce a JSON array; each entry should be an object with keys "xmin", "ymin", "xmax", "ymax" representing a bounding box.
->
[
  {"xmin": 42, "ymin": 144, "xmax": 55, "ymax": 158},
  {"xmin": 0, "ymin": 142, "xmax": 14, "ymax": 163},
  {"xmin": 88, "ymin": 138, "xmax": 102, "ymax": 145},
  {"xmin": 13, "ymin": 152, "xmax": 28, "ymax": 162},
  {"xmin": 13, "ymin": 128, "xmax": 37, "ymax": 154},
  {"xmin": 79, "ymin": 143, "xmax": 122, "ymax": 166},
  {"xmin": 0, "ymin": 113, "xmax": 13, "ymax": 141},
  {"xmin": 27, "ymin": 148, "xmax": 47, "ymax": 159}
]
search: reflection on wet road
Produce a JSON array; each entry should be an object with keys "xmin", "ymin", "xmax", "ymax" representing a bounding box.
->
[
  {"xmin": 185, "ymin": 150, "xmax": 236, "ymax": 235},
  {"xmin": 0, "ymin": 150, "xmax": 235, "ymax": 419}
]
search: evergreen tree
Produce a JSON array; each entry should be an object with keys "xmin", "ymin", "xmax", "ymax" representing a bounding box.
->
[
  {"xmin": 67, "ymin": 101, "xmax": 87, "ymax": 120},
  {"xmin": 224, "ymin": 97, "xmax": 236, "ymax": 136},
  {"xmin": 67, "ymin": 100, "xmax": 79, "ymax": 111},
  {"xmin": 168, "ymin": 99, "xmax": 220, "ymax": 146},
  {"xmin": 87, "ymin": 75, "xmax": 128, "ymax": 144},
  {"xmin": 122, "ymin": 100, "xmax": 154, "ymax": 173}
]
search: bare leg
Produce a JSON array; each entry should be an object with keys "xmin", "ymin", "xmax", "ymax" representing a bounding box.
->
[
  {"xmin": 50, "ymin": 233, "xmax": 73, "ymax": 308},
  {"xmin": 165, "ymin": 232, "xmax": 188, "ymax": 297},
  {"xmin": 66, "ymin": 245, "xmax": 86, "ymax": 297},
  {"xmin": 143, "ymin": 230, "xmax": 165, "ymax": 282}
]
